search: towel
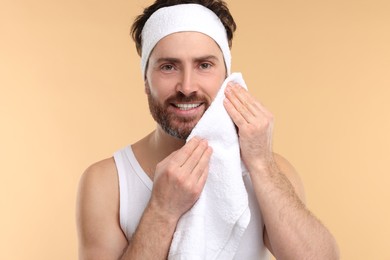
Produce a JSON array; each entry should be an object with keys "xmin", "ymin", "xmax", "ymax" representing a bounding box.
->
[{"xmin": 168, "ymin": 73, "xmax": 251, "ymax": 260}]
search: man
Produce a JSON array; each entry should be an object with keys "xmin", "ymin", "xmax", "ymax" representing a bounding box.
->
[{"xmin": 76, "ymin": 0, "xmax": 339, "ymax": 259}]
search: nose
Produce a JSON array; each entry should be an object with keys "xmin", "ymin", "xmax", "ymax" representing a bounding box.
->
[{"xmin": 176, "ymin": 68, "xmax": 198, "ymax": 96}]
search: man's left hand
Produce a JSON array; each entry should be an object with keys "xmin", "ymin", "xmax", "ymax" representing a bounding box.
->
[{"xmin": 224, "ymin": 82, "xmax": 275, "ymax": 172}]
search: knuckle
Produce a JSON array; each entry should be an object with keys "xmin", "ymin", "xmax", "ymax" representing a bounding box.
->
[
  {"xmin": 175, "ymin": 173, "xmax": 186, "ymax": 185},
  {"xmin": 193, "ymin": 185, "xmax": 203, "ymax": 195},
  {"xmin": 188, "ymin": 185, "xmax": 200, "ymax": 199},
  {"xmin": 165, "ymin": 163, "xmax": 176, "ymax": 175},
  {"xmin": 185, "ymin": 179, "xmax": 195, "ymax": 190},
  {"xmin": 199, "ymin": 140, "xmax": 208, "ymax": 149},
  {"xmin": 247, "ymin": 124, "xmax": 257, "ymax": 134},
  {"xmin": 195, "ymin": 167, "xmax": 206, "ymax": 177},
  {"xmin": 181, "ymin": 180, "xmax": 195, "ymax": 195},
  {"xmin": 181, "ymin": 147, "xmax": 192, "ymax": 157}
]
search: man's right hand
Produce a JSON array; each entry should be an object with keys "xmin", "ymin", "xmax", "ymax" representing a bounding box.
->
[{"xmin": 149, "ymin": 137, "xmax": 213, "ymax": 222}]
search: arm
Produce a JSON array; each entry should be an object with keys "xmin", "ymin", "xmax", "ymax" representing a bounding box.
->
[
  {"xmin": 76, "ymin": 158, "xmax": 128, "ymax": 260},
  {"xmin": 224, "ymin": 83, "xmax": 339, "ymax": 260},
  {"xmin": 122, "ymin": 137, "xmax": 212, "ymax": 259},
  {"xmin": 76, "ymin": 138, "xmax": 212, "ymax": 260}
]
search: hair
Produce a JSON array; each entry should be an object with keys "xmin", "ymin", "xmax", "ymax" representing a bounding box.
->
[{"xmin": 130, "ymin": 0, "xmax": 237, "ymax": 57}]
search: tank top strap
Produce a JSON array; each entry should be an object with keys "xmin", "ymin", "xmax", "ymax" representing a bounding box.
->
[{"xmin": 113, "ymin": 146, "xmax": 152, "ymax": 239}]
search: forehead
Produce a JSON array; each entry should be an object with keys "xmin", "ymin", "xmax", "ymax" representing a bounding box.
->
[{"xmin": 149, "ymin": 31, "xmax": 224, "ymax": 60}]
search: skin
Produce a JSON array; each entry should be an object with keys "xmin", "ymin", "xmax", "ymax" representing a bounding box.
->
[{"xmin": 76, "ymin": 31, "xmax": 339, "ymax": 259}]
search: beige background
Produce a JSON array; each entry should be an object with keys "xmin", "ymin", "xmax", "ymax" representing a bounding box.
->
[{"xmin": 1, "ymin": 0, "xmax": 389, "ymax": 259}]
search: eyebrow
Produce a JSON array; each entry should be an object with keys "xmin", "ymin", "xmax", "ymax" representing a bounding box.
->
[{"xmin": 156, "ymin": 55, "xmax": 220, "ymax": 64}]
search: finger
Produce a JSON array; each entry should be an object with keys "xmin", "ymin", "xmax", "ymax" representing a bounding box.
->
[
  {"xmin": 223, "ymin": 97, "xmax": 248, "ymax": 127},
  {"xmin": 192, "ymin": 146, "xmax": 212, "ymax": 184},
  {"xmin": 231, "ymin": 83, "xmax": 273, "ymax": 118},
  {"xmin": 172, "ymin": 136, "xmax": 201, "ymax": 166},
  {"xmin": 226, "ymin": 83, "xmax": 273, "ymax": 123},
  {"xmin": 181, "ymin": 139, "xmax": 209, "ymax": 173},
  {"xmin": 228, "ymin": 83, "xmax": 260, "ymax": 117},
  {"xmin": 225, "ymin": 84, "xmax": 255, "ymax": 124}
]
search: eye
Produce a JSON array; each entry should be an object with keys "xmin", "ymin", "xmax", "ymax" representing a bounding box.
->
[
  {"xmin": 161, "ymin": 64, "xmax": 175, "ymax": 71},
  {"xmin": 199, "ymin": 63, "xmax": 212, "ymax": 70}
]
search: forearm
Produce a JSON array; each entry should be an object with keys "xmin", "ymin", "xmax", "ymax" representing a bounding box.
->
[
  {"xmin": 120, "ymin": 203, "xmax": 178, "ymax": 260},
  {"xmin": 250, "ymin": 161, "xmax": 339, "ymax": 260}
]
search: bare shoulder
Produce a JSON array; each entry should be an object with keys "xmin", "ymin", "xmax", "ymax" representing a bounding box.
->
[
  {"xmin": 274, "ymin": 153, "xmax": 306, "ymax": 203},
  {"xmin": 78, "ymin": 158, "xmax": 119, "ymax": 210},
  {"xmin": 76, "ymin": 157, "xmax": 127, "ymax": 259},
  {"xmin": 80, "ymin": 158, "xmax": 118, "ymax": 190}
]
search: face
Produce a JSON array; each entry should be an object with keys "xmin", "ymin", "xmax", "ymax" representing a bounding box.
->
[{"xmin": 145, "ymin": 32, "xmax": 227, "ymax": 139}]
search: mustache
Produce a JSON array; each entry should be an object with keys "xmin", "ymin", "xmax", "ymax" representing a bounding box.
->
[{"xmin": 165, "ymin": 92, "xmax": 209, "ymax": 104}]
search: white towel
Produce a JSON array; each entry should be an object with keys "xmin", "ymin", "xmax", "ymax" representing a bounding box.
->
[{"xmin": 168, "ymin": 73, "xmax": 251, "ymax": 260}]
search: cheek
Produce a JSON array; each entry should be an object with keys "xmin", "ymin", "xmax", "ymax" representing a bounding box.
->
[
  {"xmin": 208, "ymin": 77, "xmax": 225, "ymax": 99},
  {"xmin": 146, "ymin": 78, "xmax": 171, "ymax": 102},
  {"xmin": 146, "ymin": 75, "xmax": 160, "ymax": 95}
]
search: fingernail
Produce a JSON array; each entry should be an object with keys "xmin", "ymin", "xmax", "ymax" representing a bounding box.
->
[{"xmin": 226, "ymin": 85, "xmax": 232, "ymax": 93}]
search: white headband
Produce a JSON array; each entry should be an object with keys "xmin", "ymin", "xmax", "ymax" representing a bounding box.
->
[{"xmin": 141, "ymin": 4, "xmax": 231, "ymax": 78}]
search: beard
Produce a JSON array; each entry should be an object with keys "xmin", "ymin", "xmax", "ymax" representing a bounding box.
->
[{"xmin": 146, "ymin": 89, "xmax": 210, "ymax": 140}]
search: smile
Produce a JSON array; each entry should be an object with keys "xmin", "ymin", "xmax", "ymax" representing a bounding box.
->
[{"xmin": 174, "ymin": 103, "xmax": 202, "ymax": 111}]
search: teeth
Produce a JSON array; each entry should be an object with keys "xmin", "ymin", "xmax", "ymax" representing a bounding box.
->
[{"xmin": 175, "ymin": 103, "xmax": 201, "ymax": 110}]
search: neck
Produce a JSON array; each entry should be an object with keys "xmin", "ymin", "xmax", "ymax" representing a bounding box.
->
[
  {"xmin": 136, "ymin": 125, "xmax": 186, "ymax": 168},
  {"xmin": 131, "ymin": 125, "xmax": 186, "ymax": 179},
  {"xmin": 149, "ymin": 126, "xmax": 186, "ymax": 159}
]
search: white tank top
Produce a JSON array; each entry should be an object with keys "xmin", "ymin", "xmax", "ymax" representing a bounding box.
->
[{"xmin": 114, "ymin": 146, "xmax": 269, "ymax": 259}]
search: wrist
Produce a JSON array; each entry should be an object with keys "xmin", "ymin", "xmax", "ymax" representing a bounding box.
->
[
  {"xmin": 146, "ymin": 200, "xmax": 180, "ymax": 227},
  {"xmin": 246, "ymin": 156, "xmax": 279, "ymax": 177}
]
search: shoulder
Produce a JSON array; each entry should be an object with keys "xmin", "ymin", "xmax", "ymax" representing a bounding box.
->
[
  {"xmin": 77, "ymin": 157, "xmax": 119, "ymax": 218},
  {"xmin": 78, "ymin": 157, "xmax": 118, "ymax": 202},
  {"xmin": 77, "ymin": 156, "xmax": 119, "ymax": 220},
  {"xmin": 274, "ymin": 153, "xmax": 306, "ymax": 203},
  {"xmin": 77, "ymin": 157, "xmax": 127, "ymax": 258},
  {"xmin": 81, "ymin": 157, "xmax": 118, "ymax": 187}
]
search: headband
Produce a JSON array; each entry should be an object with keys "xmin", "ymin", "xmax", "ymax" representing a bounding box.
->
[{"xmin": 141, "ymin": 4, "xmax": 231, "ymax": 78}]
